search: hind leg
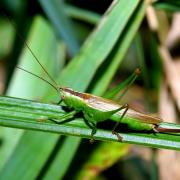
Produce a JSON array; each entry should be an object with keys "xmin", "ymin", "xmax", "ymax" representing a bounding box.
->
[{"xmin": 112, "ymin": 104, "xmax": 129, "ymax": 141}]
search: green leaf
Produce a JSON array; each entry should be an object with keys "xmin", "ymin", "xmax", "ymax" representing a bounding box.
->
[
  {"xmin": 153, "ymin": 0, "xmax": 180, "ymax": 12},
  {"xmin": 0, "ymin": 18, "xmax": 15, "ymax": 58},
  {"xmin": 0, "ymin": 131, "xmax": 58, "ymax": 180},
  {"xmin": 75, "ymin": 142, "xmax": 129, "ymax": 180},
  {"xmin": 57, "ymin": 0, "xmax": 141, "ymax": 91},
  {"xmin": 0, "ymin": 96, "xmax": 179, "ymax": 151},
  {"xmin": 43, "ymin": 136, "xmax": 80, "ymax": 180},
  {"xmin": 64, "ymin": 4, "xmax": 101, "ymax": 25},
  {"xmin": 0, "ymin": 16, "xmax": 59, "ymax": 170},
  {"xmin": 39, "ymin": 0, "xmax": 80, "ymax": 56},
  {"xmin": 6, "ymin": 17, "xmax": 58, "ymax": 99},
  {"xmin": 91, "ymin": 1, "xmax": 145, "ymax": 95}
]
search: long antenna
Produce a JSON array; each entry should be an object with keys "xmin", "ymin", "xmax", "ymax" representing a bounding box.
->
[
  {"xmin": 2, "ymin": 12, "xmax": 59, "ymax": 88},
  {"xmin": 17, "ymin": 67, "xmax": 58, "ymax": 92}
]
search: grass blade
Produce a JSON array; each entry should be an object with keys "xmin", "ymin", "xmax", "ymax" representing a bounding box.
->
[
  {"xmin": 39, "ymin": 0, "xmax": 80, "ymax": 56},
  {"xmin": 75, "ymin": 142, "xmax": 129, "ymax": 179},
  {"xmin": 43, "ymin": 136, "xmax": 80, "ymax": 180},
  {"xmin": 0, "ymin": 16, "xmax": 58, "ymax": 170},
  {"xmin": 0, "ymin": 96, "xmax": 179, "ymax": 150},
  {"xmin": 57, "ymin": 0, "xmax": 141, "ymax": 91},
  {"xmin": 64, "ymin": 4, "xmax": 101, "ymax": 25},
  {"xmin": 91, "ymin": 1, "xmax": 146, "ymax": 95}
]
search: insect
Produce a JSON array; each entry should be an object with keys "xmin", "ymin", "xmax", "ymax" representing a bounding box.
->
[
  {"xmin": 5, "ymin": 11, "xmax": 180, "ymax": 142},
  {"xmin": 18, "ymin": 66, "xmax": 180, "ymax": 143}
]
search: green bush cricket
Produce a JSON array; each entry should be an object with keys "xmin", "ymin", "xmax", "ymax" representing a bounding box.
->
[
  {"xmin": 5, "ymin": 11, "xmax": 180, "ymax": 142},
  {"xmin": 17, "ymin": 63, "xmax": 180, "ymax": 143}
]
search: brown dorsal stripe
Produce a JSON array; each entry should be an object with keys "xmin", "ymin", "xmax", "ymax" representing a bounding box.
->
[{"xmin": 63, "ymin": 87, "xmax": 90, "ymax": 99}]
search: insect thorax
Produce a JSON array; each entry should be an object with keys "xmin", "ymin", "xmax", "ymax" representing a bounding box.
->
[{"xmin": 63, "ymin": 92, "xmax": 86, "ymax": 111}]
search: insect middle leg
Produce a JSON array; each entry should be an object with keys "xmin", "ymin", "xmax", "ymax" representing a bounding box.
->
[
  {"xmin": 50, "ymin": 110, "xmax": 77, "ymax": 124},
  {"xmin": 56, "ymin": 99, "xmax": 63, "ymax": 105},
  {"xmin": 84, "ymin": 119, "xmax": 97, "ymax": 143},
  {"xmin": 112, "ymin": 104, "xmax": 129, "ymax": 141}
]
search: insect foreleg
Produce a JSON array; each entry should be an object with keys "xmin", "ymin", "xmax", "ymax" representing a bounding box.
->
[
  {"xmin": 56, "ymin": 99, "xmax": 63, "ymax": 105},
  {"xmin": 50, "ymin": 110, "xmax": 77, "ymax": 124},
  {"xmin": 112, "ymin": 104, "xmax": 129, "ymax": 141}
]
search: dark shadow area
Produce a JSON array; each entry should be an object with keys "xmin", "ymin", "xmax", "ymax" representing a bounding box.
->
[
  {"xmin": 63, "ymin": 139, "xmax": 99, "ymax": 180},
  {"xmin": 0, "ymin": 138, "xmax": 3, "ymax": 148},
  {"xmin": 103, "ymin": 156, "xmax": 151, "ymax": 180},
  {"xmin": 67, "ymin": 0, "xmax": 112, "ymax": 14}
]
